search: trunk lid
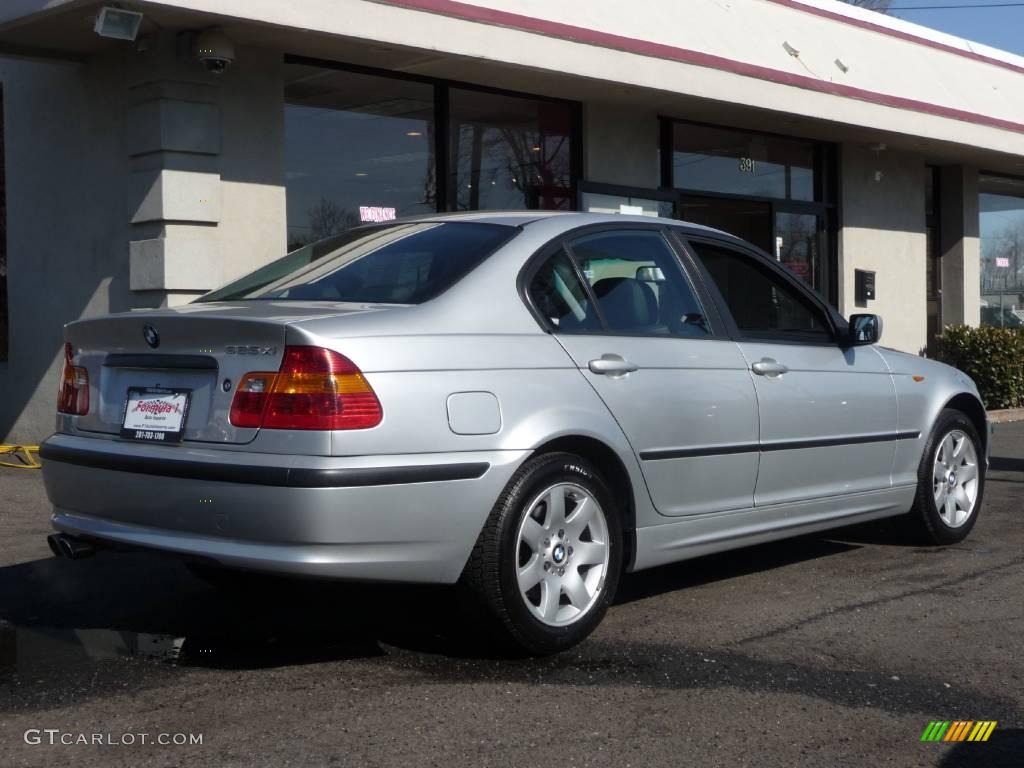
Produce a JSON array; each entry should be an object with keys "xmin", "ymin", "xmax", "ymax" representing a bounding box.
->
[{"xmin": 65, "ymin": 301, "xmax": 378, "ymax": 444}]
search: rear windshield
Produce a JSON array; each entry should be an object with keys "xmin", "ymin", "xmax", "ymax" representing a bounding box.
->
[{"xmin": 197, "ymin": 222, "xmax": 516, "ymax": 304}]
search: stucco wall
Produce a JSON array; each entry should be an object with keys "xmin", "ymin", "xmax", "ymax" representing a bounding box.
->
[
  {"xmin": 0, "ymin": 53, "xmax": 135, "ymax": 443},
  {"xmin": 838, "ymin": 144, "xmax": 928, "ymax": 355}
]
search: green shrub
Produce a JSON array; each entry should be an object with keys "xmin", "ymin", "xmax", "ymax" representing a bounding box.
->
[{"xmin": 934, "ymin": 324, "xmax": 1024, "ymax": 410}]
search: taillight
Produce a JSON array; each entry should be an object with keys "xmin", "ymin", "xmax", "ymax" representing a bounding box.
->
[
  {"xmin": 57, "ymin": 343, "xmax": 89, "ymax": 415},
  {"xmin": 229, "ymin": 372, "xmax": 276, "ymax": 428},
  {"xmin": 229, "ymin": 346, "xmax": 382, "ymax": 431}
]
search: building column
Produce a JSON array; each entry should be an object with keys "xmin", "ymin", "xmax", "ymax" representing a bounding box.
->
[
  {"xmin": 125, "ymin": 31, "xmax": 224, "ymax": 306},
  {"xmin": 939, "ymin": 165, "xmax": 981, "ymax": 328}
]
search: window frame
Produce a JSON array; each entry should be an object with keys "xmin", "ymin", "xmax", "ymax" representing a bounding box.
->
[
  {"xmin": 517, "ymin": 222, "xmax": 729, "ymax": 341},
  {"xmin": 677, "ymin": 231, "xmax": 847, "ymax": 348}
]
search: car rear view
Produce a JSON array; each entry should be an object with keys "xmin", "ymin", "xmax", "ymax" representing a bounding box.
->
[{"xmin": 40, "ymin": 220, "xmax": 528, "ymax": 584}]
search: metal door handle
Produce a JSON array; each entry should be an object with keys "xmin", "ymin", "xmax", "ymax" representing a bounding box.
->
[
  {"xmin": 588, "ymin": 354, "xmax": 639, "ymax": 376},
  {"xmin": 751, "ymin": 358, "xmax": 789, "ymax": 377}
]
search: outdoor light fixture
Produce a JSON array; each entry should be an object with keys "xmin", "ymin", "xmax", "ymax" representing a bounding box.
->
[{"xmin": 94, "ymin": 7, "xmax": 144, "ymax": 41}]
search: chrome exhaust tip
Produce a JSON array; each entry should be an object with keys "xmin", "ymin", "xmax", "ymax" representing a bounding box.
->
[{"xmin": 47, "ymin": 533, "xmax": 95, "ymax": 560}]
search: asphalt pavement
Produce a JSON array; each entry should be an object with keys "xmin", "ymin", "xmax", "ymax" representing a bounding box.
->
[{"xmin": 0, "ymin": 424, "xmax": 1021, "ymax": 767}]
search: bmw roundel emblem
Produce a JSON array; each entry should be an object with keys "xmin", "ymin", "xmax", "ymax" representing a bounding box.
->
[{"xmin": 143, "ymin": 323, "xmax": 160, "ymax": 349}]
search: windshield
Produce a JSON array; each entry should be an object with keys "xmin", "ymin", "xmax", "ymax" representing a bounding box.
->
[{"xmin": 197, "ymin": 222, "xmax": 516, "ymax": 304}]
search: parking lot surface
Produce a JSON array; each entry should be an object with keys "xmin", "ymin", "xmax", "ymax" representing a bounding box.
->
[{"xmin": 0, "ymin": 424, "xmax": 1022, "ymax": 767}]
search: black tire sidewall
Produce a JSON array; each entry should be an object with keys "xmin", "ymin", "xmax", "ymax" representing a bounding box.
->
[
  {"xmin": 916, "ymin": 409, "xmax": 985, "ymax": 545},
  {"xmin": 494, "ymin": 453, "xmax": 623, "ymax": 654}
]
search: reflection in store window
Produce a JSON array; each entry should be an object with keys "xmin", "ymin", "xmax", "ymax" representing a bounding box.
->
[
  {"xmin": 448, "ymin": 89, "xmax": 574, "ymax": 211},
  {"xmin": 775, "ymin": 212, "xmax": 819, "ymax": 288},
  {"xmin": 284, "ymin": 65, "xmax": 436, "ymax": 250},
  {"xmin": 980, "ymin": 175, "xmax": 1024, "ymax": 328}
]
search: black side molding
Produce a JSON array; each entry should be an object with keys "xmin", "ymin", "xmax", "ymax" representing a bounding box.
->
[
  {"xmin": 39, "ymin": 442, "xmax": 489, "ymax": 488},
  {"xmin": 640, "ymin": 431, "xmax": 921, "ymax": 461}
]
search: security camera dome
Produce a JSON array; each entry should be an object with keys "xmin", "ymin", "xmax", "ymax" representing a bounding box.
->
[{"xmin": 194, "ymin": 27, "xmax": 235, "ymax": 73}]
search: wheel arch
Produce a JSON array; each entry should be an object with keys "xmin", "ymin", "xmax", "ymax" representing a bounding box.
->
[
  {"xmin": 529, "ymin": 435, "xmax": 638, "ymax": 571},
  {"xmin": 943, "ymin": 393, "xmax": 988, "ymax": 454}
]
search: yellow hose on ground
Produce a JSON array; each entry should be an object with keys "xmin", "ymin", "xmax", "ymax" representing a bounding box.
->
[{"xmin": 0, "ymin": 445, "xmax": 41, "ymax": 469}]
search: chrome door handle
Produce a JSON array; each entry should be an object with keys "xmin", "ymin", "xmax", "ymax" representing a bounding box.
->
[
  {"xmin": 588, "ymin": 354, "xmax": 639, "ymax": 376},
  {"xmin": 751, "ymin": 358, "xmax": 789, "ymax": 377}
]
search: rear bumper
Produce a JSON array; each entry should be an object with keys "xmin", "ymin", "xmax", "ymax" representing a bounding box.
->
[{"xmin": 41, "ymin": 434, "xmax": 527, "ymax": 583}]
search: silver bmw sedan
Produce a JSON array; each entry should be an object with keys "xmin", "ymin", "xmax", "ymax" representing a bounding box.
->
[{"xmin": 41, "ymin": 212, "xmax": 987, "ymax": 654}]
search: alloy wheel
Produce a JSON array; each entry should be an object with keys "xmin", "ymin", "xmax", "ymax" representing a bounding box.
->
[
  {"xmin": 932, "ymin": 429, "xmax": 980, "ymax": 528},
  {"xmin": 514, "ymin": 482, "xmax": 610, "ymax": 627}
]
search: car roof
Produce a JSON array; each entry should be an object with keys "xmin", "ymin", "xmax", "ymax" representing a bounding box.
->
[{"xmin": 393, "ymin": 210, "xmax": 740, "ymax": 241}]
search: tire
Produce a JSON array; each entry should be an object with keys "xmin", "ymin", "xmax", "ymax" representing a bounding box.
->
[
  {"xmin": 907, "ymin": 408, "xmax": 986, "ymax": 545},
  {"xmin": 460, "ymin": 452, "xmax": 623, "ymax": 656}
]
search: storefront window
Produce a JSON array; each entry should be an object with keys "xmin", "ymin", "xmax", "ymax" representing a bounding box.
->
[
  {"xmin": 284, "ymin": 65, "xmax": 436, "ymax": 249},
  {"xmin": 448, "ymin": 88, "xmax": 574, "ymax": 212},
  {"xmin": 672, "ymin": 123, "xmax": 816, "ymax": 202},
  {"xmin": 663, "ymin": 120, "xmax": 833, "ymax": 298},
  {"xmin": 283, "ymin": 62, "xmax": 580, "ymax": 248},
  {"xmin": 979, "ymin": 175, "xmax": 1024, "ymax": 328}
]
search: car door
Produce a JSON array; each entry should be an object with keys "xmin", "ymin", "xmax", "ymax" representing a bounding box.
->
[
  {"xmin": 523, "ymin": 226, "xmax": 759, "ymax": 516},
  {"xmin": 683, "ymin": 236, "xmax": 899, "ymax": 507}
]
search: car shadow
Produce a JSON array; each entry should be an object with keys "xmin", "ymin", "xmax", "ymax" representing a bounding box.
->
[
  {"xmin": 2, "ymin": 546, "xmax": 1021, "ymax": 729},
  {"xmin": 615, "ymin": 533, "xmax": 861, "ymax": 605},
  {"xmin": 989, "ymin": 455, "xmax": 1024, "ymax": 474},
  {"xmin": 939, "ymin": 727, "xmax": 1024, "ymax": 768},
  {"xmin": 0, "ymin": 553, "xmax": 459, "ymax": 671},
  {"xmin": 1, "ymin": 530, "xmax": 865, "ymax": 673}
]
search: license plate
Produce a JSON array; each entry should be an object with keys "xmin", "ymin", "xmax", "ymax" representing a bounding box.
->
[{"xmin": 121, "ymin": 388, "xmax": 192, "ymax": 443}]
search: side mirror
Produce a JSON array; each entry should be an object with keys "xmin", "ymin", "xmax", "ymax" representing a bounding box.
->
[{"xmin": 848, "ymin": 314, "xmax": 883, "ymax": 346}]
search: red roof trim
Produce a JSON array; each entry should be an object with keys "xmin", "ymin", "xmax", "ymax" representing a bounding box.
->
[{"xmin": 765, "ymin": 0, "xmax": 1024, "ymax": 77}]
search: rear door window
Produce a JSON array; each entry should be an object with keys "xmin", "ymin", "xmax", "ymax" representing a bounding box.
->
[
  {"xmin": 199, "ymin": 222, "xmax": 516, "ymax": 304},
  {"xmin": 569, "ymin": 230, "xmax": 710, "ymax": 337}
]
